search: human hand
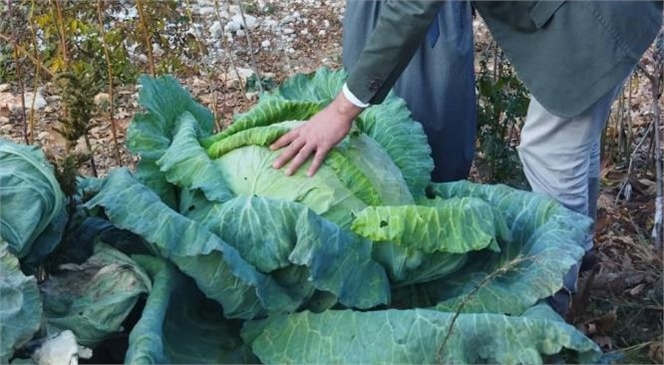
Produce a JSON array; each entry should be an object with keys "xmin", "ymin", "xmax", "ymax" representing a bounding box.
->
[{"xmin": 270, "ymin": 93, "xmax": 363, "ymax": 177}]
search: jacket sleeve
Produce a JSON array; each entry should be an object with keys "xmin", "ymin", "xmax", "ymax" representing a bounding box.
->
[{"xmin": 345, "ymin": 0, "xmax": 444, "ymax": 105}]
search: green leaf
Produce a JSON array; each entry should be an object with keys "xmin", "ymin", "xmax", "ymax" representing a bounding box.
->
[
  {"xmin": 351, "ymin": 197, "xmax": 507, "ymax": 254},
  {"xmin": 191, "ymin": 195, "xmax": 390, "ymax": 310},
  {"xmin": 84, "ymin": 168, "xmax": 302, "ymax": 319},
  {"xmin": 41, "ymin": 241, "xmax": 151, "ymax": 347},
  {"xmin": 389, "ymin": 180, "xmax": 591, "ymax": 315},
  {"xmin": 242, "ymin": 304, "xmax": 601, "ymax": 365},
  {"xmin": 262, "ymin": 68, "xmax": 434, "ymax": 198},
  {"xmin": 124, "ymin": 256, "xmax": 173, "ymax": 365},
  {"xmin": 125, "ymin": 255, "xmax": 259, "ymax": 364},
  {"xmin": 0, "ymin": 138, "xmax": 66, "ymax": 259},
  {"xmin": 126, "ymin": 75, "xmax": 215, "ymax": 160},
  {"xmin": 125, "ymin": 75, "xmax": 217, "ymax": 209},
  {"xmin": 207, "ymin": 144, "xmax": 369, "ymax": 229},
  {"xmin": 200, "ymin": 99, "xmax": 323, "ymax": 147},
  {"xmin": 156, "ymin": 112, "xmax": 234, "ymax": 204},
  {"xmin": 0, "ymin": 241, "xmax": 43, "ymax": 364}
]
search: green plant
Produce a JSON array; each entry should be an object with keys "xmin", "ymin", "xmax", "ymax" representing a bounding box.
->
[
  {"xmin": 2, "ymin": 69, "xmax": 603, "ymax": 364},
  {"xmin": 475, "ymin": 50, "xmax": 530, "ymax": 189}
]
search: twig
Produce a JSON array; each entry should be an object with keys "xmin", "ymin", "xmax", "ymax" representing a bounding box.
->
[
  {"xmin": 7, "ymin": 0, "xmax": 28, "ymax": 144},
  {"xmin": 636, "ymin": 30, "xmax": 663, "ymax": 251},
  {"xmin": 436, "ymin": 255, "xmax": 531, "ymax": 362},
  {"xmin": 236, "ymin": 0, "xmax": 263, "ymax": 93},
  {"xmin": 96, "ymin": 0, "xmax": 121, "ymax": 166},
  {"xmin": 27, "ymin": 0, "xmax": 42, "ymax": 144},
  {"xmin": 136, "ymin": 0, "xmax": 155, "ymax": 76},
  {"xmin": 615, "ymin": 120, "xmax": 655, "ymax": 205},
  {"xmin": 52, "ymin": 0, "xmax": 69, "ymax": 67},
  {"xmin": 213, "ymin": 0, "xmax": 248, "ymax": 102},
  {"xmin": 0, "ymin": 32, "xmax": 54, "ymax": 78}
]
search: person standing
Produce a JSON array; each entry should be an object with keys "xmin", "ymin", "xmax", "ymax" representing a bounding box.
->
[{"xmin": 341, "ymin": 0, "xmax": 477, "ymax": 183}]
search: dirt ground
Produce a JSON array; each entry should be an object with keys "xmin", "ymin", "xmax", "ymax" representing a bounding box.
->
[{"xmin": 0, "ymin": 1, "xmax": 662, "ymax": 363}]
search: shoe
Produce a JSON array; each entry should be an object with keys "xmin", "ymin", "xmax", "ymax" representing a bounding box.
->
[{"xmin": 580, "ymin": 250, "xmax": 599, "ymax": 272}]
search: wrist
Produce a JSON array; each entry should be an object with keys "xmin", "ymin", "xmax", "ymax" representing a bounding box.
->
[{"xmin": 335, "ymin": 86, "xmax": 364, "ymax": 123}]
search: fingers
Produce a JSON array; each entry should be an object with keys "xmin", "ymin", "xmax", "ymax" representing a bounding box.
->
[
  {"xmin": 285, "ymin": 143, "xmax": 316, "ymax": 176},
  {"xmin": 307, "ymin": 145, "xmax": 331, "ymax": 177},
  {"xmin": 272, "ymin": 137, "xmax": 305, "ymax": 169},
  {"xmin": 270, "ymin": 129, "xmax": 298, "ymax": 151}
]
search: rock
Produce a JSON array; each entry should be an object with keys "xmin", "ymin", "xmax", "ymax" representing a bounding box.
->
[
  {"xmin": 209, "ymin": 21, "xmax": 223, "ymax": 38},
  {"xmin": 318, "ymin": 30, "xmax": 326, "ymax": 36},
  {"xmin": 94, "ymin": 93, "xmax": 111, "ymax": 105},
  {"xmin": 237, "ymin": 29, "xmax": 245, "ymax": 37},
  {"xmin": 264, "ymin": 19, "xmax": 279, "ymax": 31},
  {"xmin": 192, "ymin": 77, "xmax": 209, "ymax": 88},
  {"xmin": 283, "ymin": 28, "xmax": 294, "ymax": 35},
  {"xmin": 25, "ymin": 89, "xmax": 47, "ymax": 110},
  {"xmin": 300, "ymin": 29, "xmax": 309, "ymax": 35},
  {"xmin": 0, "ymin": 89, "xmax": 48, "ymax": 111},
  {"xmin": 0, "ymin": 84, "xmax": 9, "ymax": 92},
  {"xmin": 224, "ymin": 67, "xmax": 256, "ymax": 88},
  {"xmin": 197, "ymin": 6, "xmax": 216, "ymax": 15},
  {"xmin": 261, "ymin": 40, "xmax": 271, "ymax": 48},
  {"xmin": 224, "ymin": 20, "xmax": 242, "ymax": 32},
  {"xmin": 323, "ymin": 19, "xmax": 330, "ymax": 28},
  {"xmin": 231, "ymin": 14, "xmax": 258, "ymax": 29}
]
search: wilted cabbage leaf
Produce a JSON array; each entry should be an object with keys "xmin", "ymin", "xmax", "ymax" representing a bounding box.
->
[
  {"xmin": 40, "ymin": 241, "xmax": 151, "ymax": 347},
  {"xmin": 0, "ymin": 241, "xmax": 43, "ymax": 364}
]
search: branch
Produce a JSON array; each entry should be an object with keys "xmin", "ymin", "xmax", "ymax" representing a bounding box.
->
[{"xmin": 0, "ymin": 32, "xmax": 55, "ymax": 78}]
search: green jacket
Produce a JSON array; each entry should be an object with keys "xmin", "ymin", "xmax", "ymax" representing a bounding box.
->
[{"xmin": 346, "ymin": 0, "xmax": 662, "ymax": 118}]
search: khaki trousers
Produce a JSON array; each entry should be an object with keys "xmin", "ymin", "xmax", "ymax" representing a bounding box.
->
[{"xmin": 518, "ymin": 81, "xmax": 625, "ymax": 313}]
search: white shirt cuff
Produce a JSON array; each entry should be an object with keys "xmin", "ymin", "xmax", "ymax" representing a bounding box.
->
[{"xmin": 342, "ymin": 83, "xmax": 369, "ymax": 108}]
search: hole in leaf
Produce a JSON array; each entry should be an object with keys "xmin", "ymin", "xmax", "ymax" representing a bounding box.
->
[
  {"xmin": 380, "ymin": 220, "xmax": 388, "ymax": 228},
  {"xmin": 188, "ymin": 205, "xmax": 196, "ymax": 211}
]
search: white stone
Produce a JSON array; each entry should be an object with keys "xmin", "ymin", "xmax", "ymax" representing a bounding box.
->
[
  {"xmin": 23, "ymin": 89, "xmax": 48, "ymax": 110},
  {"xmin": 209, "ymin": 21, "xmax": 223, "ymax": 37},
  {"xmin": 231, "ymin": 14, "xmax": 258, "ymax": 29},
  {"xmin": 94, "ymin": 93, "xmax": 111, "ymax": 105}
]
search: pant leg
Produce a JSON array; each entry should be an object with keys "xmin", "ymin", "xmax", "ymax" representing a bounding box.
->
[
  {"xmin": 518, "ymin": 82, "xmax": 623, "ymax": 314},
  {"xmin": 342, "ymin": 0, "xmax": 477, "ymax": 182}
]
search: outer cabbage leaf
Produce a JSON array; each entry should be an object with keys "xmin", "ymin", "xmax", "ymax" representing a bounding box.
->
[
  {"xmin": 126, "ymin": 75, "xmax": 215, "ymax": 208},
  {"xmin": 241, "ymin": 304, "xmax": 601, "ymax": 365},
  {"xmin": 125, "ymin": 255, "xmax": 258, "ymax": 364},
  {"xmin": 40, "ymin": 241, "xmax": 150, "ymax": 347},
  {"xmin": 351, "ymin": 198, "xmax": 507, "ymax": 254},
  {"xmin": 350, "ymin": 197, "xmax": 508, "ymax": 287},
  {"xmin": 84, "ymin": 168, "xmax": 303, "ymax": 319},
  {"xmin": 390, "ymin": 180, "xmax": 591, "ymax": 315},
  {"xmin": 156, "ymin": 112, "xmax": 234, "ymax": 204},
  {"xmin": 126, "ymin": 75, "xmax": 215, "ymax": 160},
  {"xmin": 0, "ymin": 138, "xmax": 66, "ymax": 260},
  {"xmin": 187, "ymin": 194, "xmax": 390, "ymax": 309},
  {"xmin": 0, "ymin": 242, "xmax": 43, "ymax": 364}
]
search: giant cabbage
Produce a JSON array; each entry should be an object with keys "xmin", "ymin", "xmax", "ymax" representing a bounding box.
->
[{"xmin": 1, "ymin": 68, "xmax": 603, "ymax": 364}]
